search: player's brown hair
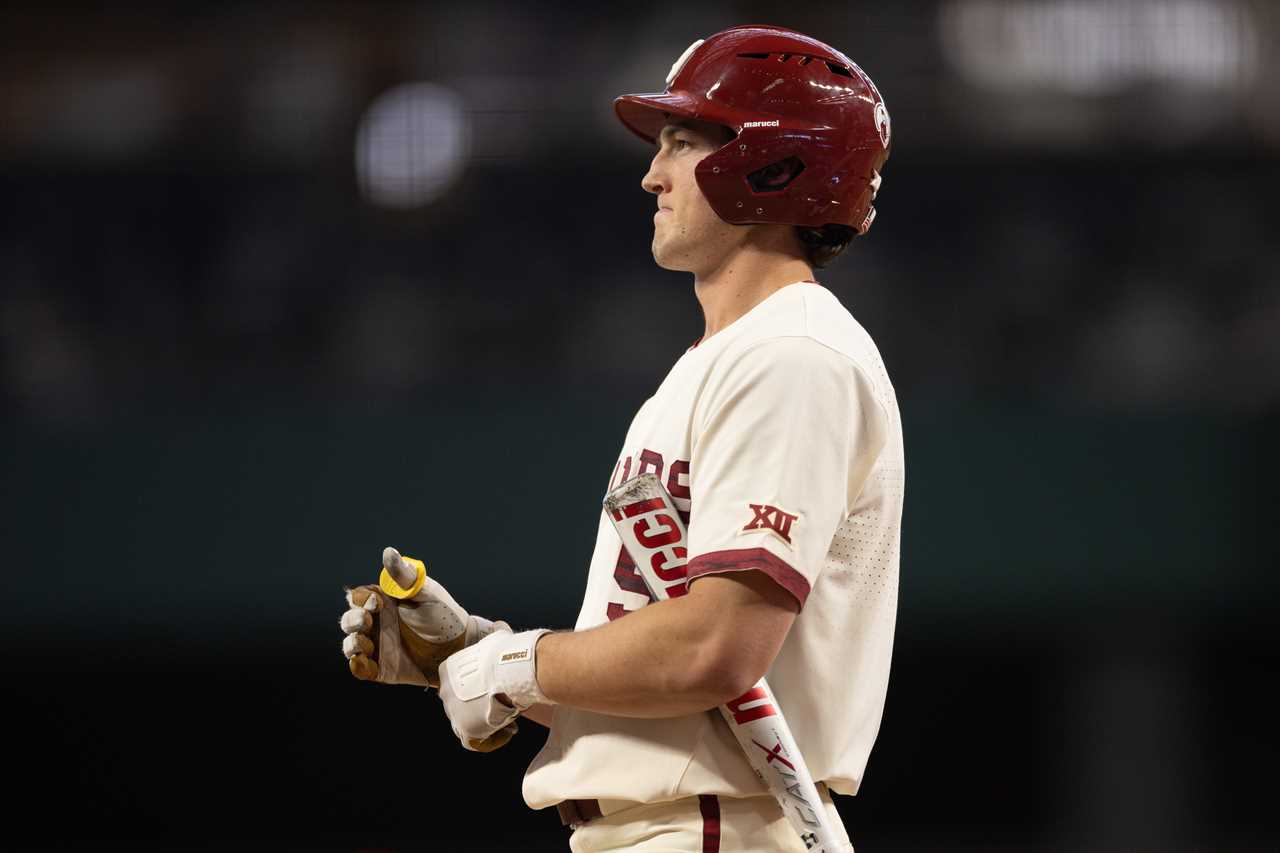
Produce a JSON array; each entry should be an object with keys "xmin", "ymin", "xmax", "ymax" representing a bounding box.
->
[{"xmin": 797, "ymin": 224, "xmax": 856, "ymax": 269}]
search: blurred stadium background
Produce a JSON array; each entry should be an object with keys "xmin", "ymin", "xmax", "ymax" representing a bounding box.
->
[{"xmin": 2, "ymin": 1, "xmax": 1277, "ymax": 850}]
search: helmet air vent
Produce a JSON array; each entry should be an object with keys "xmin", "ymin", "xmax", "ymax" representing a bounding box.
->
[
  {"xmin": 825, "ymin": 62, "xmax": 854, "ymax": 78},
  {"xmin": 747, "ymin": 157, "xmax": 806, "ymax": 193}
]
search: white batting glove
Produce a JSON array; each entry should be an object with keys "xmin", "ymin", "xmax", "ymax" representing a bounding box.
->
[
  {"xmin": 438, "ymin": 627, "xmax": 552, "ymax": 751},
  {"xmin": 380, "ymin": 547, "xmax": 502, "ymax": 650},
  {"xmin": 340, "ymin": 547, "xmax": 506, "ymax": 688},
  {"xmin": 340, "ymin": 586, "xmax": 430, "ymax": 686}
]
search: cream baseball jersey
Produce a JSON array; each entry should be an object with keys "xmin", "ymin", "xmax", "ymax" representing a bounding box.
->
[{"xmin": 523, "ymin": 281, "xmax": 903, "ymax": 808}]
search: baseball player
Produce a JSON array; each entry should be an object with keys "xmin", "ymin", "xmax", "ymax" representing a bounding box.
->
[{"xmin": 340, "ymin": 25, "xmax": 902, "ymax": 852}]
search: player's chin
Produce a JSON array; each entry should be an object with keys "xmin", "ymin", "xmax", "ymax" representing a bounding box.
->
[{"xmin": 650, "ymin": 238, "xmax": 691, "ymax": 272}]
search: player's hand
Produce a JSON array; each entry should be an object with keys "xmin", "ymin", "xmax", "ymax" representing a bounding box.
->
[
  {"xmin": 339, "ymin": 585, "xmax": 431, "ymax": 686},
  {"xmin": 340, "ymin": 547, "xmax": 506, "ymax": 688},
  {"xmin": 438, "ymin": 627, "xmax": 552, "ymax": 751}
]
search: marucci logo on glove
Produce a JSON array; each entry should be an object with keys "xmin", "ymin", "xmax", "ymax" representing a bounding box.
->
[
  {"xmin": 742, "ymin": 503, "xmax": 800, "ymax": 544},
  {"xmin": 499, "ymin": 650, "xmax": 530, "ymax": 664}
]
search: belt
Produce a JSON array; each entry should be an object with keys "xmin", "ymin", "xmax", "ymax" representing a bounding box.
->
[
  {"xmin": 556, "ymin": 798, "xmax": 603, "ymax": 827},
  {"xmin": 558, "ymin": 785, "xmax": 833, "ymax": 828}
]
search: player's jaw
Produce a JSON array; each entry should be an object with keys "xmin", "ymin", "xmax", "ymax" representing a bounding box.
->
[
  {"xmin": 652, "ymin": 185, "xmax": 757, "ymax": 277},
  {"xmin": 644, "ymin": 120, "xmax": 745, "ymax": 273}
]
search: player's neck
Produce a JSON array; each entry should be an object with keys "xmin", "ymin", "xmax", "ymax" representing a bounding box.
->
[{"xmin": 692, "ymin": 247, "xmax": 813, "ymax": 341}]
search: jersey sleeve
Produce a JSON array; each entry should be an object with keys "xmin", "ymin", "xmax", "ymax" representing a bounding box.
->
[{"xmin": 685, "ymin": 336, "xmax": 887, "ymax": 609}]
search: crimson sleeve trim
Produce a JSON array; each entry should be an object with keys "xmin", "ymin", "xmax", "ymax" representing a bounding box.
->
[{"xmin": 686, "ymin": 547, "xmax": 811, "ymax": 609}]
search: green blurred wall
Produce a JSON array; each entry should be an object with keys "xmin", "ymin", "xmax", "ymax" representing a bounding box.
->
[{"xmin": 4, "ymin": 391, "xmax": 1272, "ymax": 635}]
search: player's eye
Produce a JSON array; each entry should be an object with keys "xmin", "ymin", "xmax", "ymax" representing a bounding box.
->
[{"xmin": 658, "ymin": 133, "xmax": 693, "ymax": 154}]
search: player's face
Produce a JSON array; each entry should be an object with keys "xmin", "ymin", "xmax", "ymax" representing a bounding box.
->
[{"xmin": 642, "ymin": 120, "xmax": 746, "ymax": 274}]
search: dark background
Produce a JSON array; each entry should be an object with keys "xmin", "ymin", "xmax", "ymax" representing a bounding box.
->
[{"xmin": 2, "ymin": 2, "xmax": 1277, "ymax": 850}]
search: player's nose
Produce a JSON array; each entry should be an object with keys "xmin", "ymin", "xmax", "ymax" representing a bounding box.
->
[{"xmin": 641, "ymin": 153, "xmax": 665, "ymax": 196}]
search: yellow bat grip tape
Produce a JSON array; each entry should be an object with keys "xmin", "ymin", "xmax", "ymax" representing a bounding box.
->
[{"xmin": 379, "ymin": 556, "xmax": 427, "ymax": 600}]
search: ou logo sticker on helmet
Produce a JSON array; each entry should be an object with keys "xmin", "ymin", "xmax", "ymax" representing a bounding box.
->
[
  {"xmin": 666, "ymin": 38, "xmax": 705, "ymax": 86},
  {"xmin": 874, "ymin": 101, "xmax": 891, "ymax": 149}
]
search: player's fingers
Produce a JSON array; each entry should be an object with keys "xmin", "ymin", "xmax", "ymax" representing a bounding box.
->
[
  {"xmin": 347, "ymin": 586, "xmax": 381, "ymax": 611},
  {"xmin": 343, "ymin": 633, "xmax": 374, "ymax": 659},
  {"xmin": 467, "ymin": 721, "xmax": 518, "ymax": 753},
  {"xmin": 340, "ymin": 606, "xmax": 373, "ymax": 634},
  {"xmin": 348, "ymin": 653, "xmax": 379, "ymax": 681}
]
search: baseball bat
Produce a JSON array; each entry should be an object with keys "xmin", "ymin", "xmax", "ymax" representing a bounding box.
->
[{"xmin": 604, "ymin": 473, "xmax": 852, "ymax": 853}]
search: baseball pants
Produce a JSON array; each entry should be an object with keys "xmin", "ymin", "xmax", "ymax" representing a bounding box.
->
[{"xmin": 567, "ymin": 785, "xmax": 851, "ymax": 852}]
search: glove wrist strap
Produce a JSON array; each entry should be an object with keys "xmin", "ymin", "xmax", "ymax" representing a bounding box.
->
[{"xmin": 493, "ymin": 628, "xmax": 552, "ymax": 709}]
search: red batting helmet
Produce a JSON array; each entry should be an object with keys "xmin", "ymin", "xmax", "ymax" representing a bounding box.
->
[{"xmin": 615, "ymin": 25, "xmax": 891, "ymax": 235}]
